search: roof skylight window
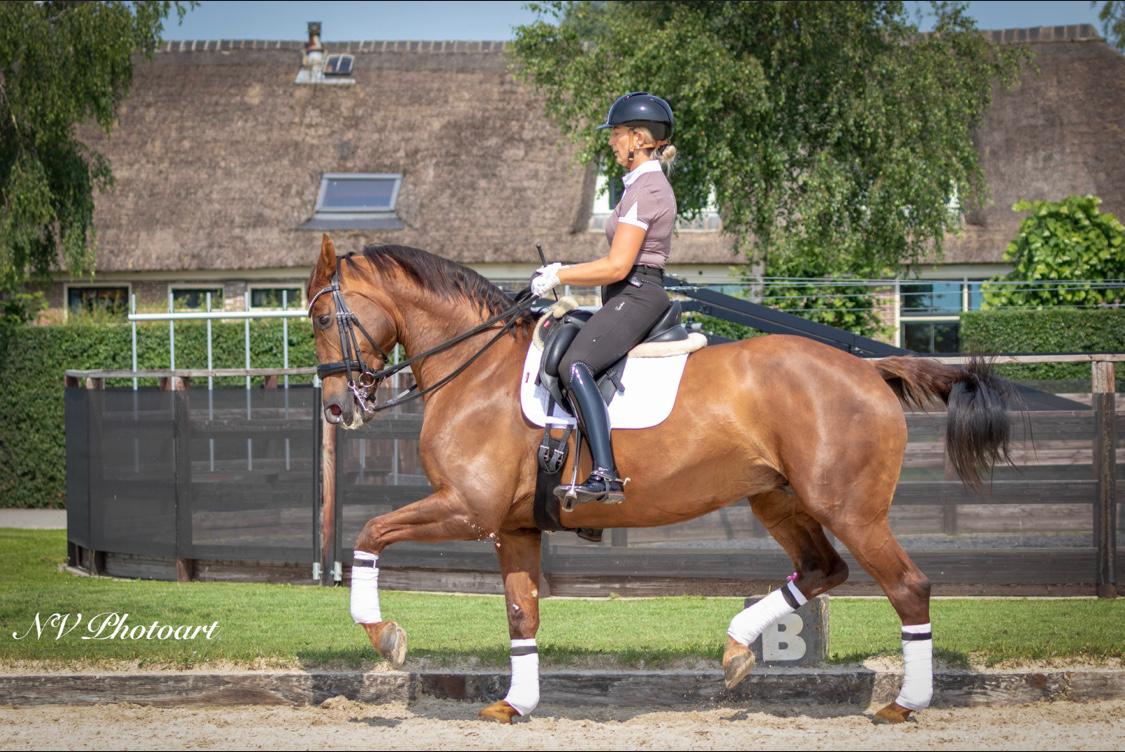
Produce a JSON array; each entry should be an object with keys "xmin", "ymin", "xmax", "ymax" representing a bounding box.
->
[
  {"xmin": 324, "ymin": 55, "xmax": 354, "ymax": 77},
  {"xmin": 301, "ymin": 173, "xmax": 404, "ymax": 231}
]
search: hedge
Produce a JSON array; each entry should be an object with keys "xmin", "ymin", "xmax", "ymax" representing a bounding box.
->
[
  {"xmin": 5, "ymin": 309, "xmax": 1122, "ymax": 508},
  {"xmin": 0, "ymin": 319, "xmax": 316, "ymax": 509},
  {"xmin": 960, "ymin": 307, "xmax": 1125, "ymax": 383}
]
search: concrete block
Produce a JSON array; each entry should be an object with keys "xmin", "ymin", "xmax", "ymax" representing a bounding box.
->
[{"xmin": 742, "ymin": 593, "xmax": 829, "ymax": 667}]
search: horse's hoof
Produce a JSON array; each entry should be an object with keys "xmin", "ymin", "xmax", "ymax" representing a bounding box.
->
[
  {"xmin": 872, "ymin": 701, "xmax": 914, "ymax": 724},
  {"xmin": 478, "ymin": 699, "xmax": 520, "ymax": 724},
  {"xmin": 721, "ymin": 636, "xmax": 756, "ymax": 690},
  {"xmin": 361, "ymin": 621, "xmax": 408, "ymax": 668}
]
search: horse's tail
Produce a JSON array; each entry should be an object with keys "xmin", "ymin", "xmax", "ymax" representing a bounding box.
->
[{"xmin": 874, "ymin": 356, "xmax": 1013, "ymax": 489}]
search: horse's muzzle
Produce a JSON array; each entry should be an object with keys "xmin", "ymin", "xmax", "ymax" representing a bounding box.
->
[
  {"xmin": 324, "ymin": 393, "xmax": 371, "ymax": 429},
  {"xmin": 323, "ymin": 393, "xmax": 354, "ymax": 426}
]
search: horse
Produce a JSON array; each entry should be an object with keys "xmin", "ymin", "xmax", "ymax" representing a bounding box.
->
[{"xmin": 305, "ymin": 234, "xmax": 1011, "ymax": 724}]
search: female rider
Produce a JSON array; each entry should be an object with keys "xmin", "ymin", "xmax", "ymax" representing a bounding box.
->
[{"xmin": 530, "ymin": 92, "xmax": 678, "ymax": 505}]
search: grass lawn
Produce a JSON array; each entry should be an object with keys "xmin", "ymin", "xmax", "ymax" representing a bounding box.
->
[{"xmin": 1, "ymin": 529, "xmax": 1121, "ymax": 670}]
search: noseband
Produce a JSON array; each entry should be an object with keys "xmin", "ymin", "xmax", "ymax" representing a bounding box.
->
[{"xmin": 308, "ymin": 258, "xmax": 536, "ymax": 414}]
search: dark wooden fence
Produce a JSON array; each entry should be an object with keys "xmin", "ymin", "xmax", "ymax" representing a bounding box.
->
[{"xmin": 65, "ymin": 356, "xmax": 1121, "ymax": 596}]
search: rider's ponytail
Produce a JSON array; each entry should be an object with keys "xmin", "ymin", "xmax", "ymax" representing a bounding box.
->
[{"xmin": 656, "ymin": 143, "xmax": 677, "ymax": 175}]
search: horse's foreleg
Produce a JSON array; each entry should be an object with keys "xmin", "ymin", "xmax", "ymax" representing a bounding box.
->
[
  {"xmin": 723, "ymin": 490, "xmax": 851, "ymax": 690},
  {"xmin": 479, "ymin": 528, "xmax": 543, "ymax": 725},
  {"xmin": 350, "ymin": 488, "xmax": 500, "ymax": 668}
]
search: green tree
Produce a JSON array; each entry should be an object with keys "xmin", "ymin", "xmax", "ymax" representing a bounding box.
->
[
  {"xmin": 0, "ymin": 1, "xmax": 191, "ymax": 324},
  {"xmin": 1097, "ymin": 1, "xmax": 1125, "ymax": 49},
  {"xmin": 981, "ymin": 195, "xmax": 1125, "ymax": 309},
  {"xmin": 761, "ymin": 258, "xmax": 892, "ymax": 337},
  {"xmin": 511, "ymin": 1, "xmax": 1028, "ymax": 281}
]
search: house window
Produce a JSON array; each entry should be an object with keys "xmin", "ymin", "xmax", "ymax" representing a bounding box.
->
[
  {"xmin": 67, "ymin": 286, "xmax": 129, "ymax": 317},
  {"xmin": 249, "ymin": 286, "xmax": 303, "ymax": 310},
  {"xmin": 324, "ymin": 54, "xmax": 354, "ymax": 77},
  {"xmin": 898, "ymin": 279, "xmax": 985, "ymax": 353},
  {"xmin": 588, "ymin": 168, "xmax": 720, "ymax": 231},
  {"xmin": 301, "ymin": 173, "xmax": 404, "ymax": 230},
  {"xmin": 317, "ymin": 174, "xmax": 399, "ymax": 213},
  {"xmin": 903, "ymin": 321, "xmax": 961, "ymax": 354},
  {"xmin": 901, "ymin": 282, "xmax": 962, "ymax": 315},
  {"xmin": 170, "ymin": 287, "xmax": 224, "ymax": 311},
  {"xmin": 591, "ymin": 172, "xmax": 625, "ymax": 217}
]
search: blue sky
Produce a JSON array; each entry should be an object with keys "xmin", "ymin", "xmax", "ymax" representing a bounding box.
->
[{"xmin": 161, "ymin": 1, "xmax": 1106, "ymax": 41}]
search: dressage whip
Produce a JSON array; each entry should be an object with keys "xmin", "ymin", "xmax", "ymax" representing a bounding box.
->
[{"xmin": 535, "ymin": 242, "xmax": 560, "ymax": 302}]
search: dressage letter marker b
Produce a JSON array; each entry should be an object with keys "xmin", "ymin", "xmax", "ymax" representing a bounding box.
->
[
  {"xmin": 762, "ymin": 613, "xmax": 807, "ymax": 661},
  {"xmin": 743, "ymin": 594, "xmax": 829, "ymax": 667}
]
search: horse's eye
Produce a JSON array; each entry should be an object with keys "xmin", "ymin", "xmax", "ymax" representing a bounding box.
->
[{"xmin": 318, "ymin": 315, "xmax": 331, "ymax": 328}]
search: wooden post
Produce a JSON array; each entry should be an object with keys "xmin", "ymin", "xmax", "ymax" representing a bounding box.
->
[
  {"xmin": 1093, "ymin": 361, "xmax": 1117, "ymax": 598},
  {"xmin": 320, "ymin": 416, "xmax": 337, "ymax": 587},
  {"xmin": 89, "ymin": 547, "xmax": 106, "ymax": 576},
  {"xmin": 942, "ymin": 443, "xmax": 959, "ymax": 535},
  {"xmin": 86, "ymin": 376, "xmax": 105, "ymax": 576},
  {"xmin": 165, "ymin": 375, "xmax": 195, "ymax": 582}
]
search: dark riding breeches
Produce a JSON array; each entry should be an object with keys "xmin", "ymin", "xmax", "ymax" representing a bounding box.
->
[{"xmin": 558, "ymin": 266, "xmax": 670, "ymax": 385}]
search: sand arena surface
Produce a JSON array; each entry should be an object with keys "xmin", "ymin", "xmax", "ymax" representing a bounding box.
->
[{"xmin": 1, "ymin": 698, "xmax": 1122, "ymax": 750}]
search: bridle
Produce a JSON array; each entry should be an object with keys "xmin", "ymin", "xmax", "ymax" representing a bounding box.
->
[{"xmin": 307, "ymin": 258, "xmax": 536, "ymax": 414}]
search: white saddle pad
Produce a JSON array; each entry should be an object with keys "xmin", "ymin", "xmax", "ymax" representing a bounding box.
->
[{"xmin": 519, "ymin": 342, "xmax": 690, "ymax": 430}]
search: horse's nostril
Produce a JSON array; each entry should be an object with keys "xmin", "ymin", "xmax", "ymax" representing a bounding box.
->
[{"xmin": 328, "ymin": 404, "xmax": 342, "ymax": 417}]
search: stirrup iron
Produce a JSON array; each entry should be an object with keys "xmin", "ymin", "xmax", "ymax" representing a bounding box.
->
[{"xmin": 557, "ymin": 467, "xmax": 627, "ymax": 510}]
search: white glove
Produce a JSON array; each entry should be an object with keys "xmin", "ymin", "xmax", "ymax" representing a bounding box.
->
[{"xmin": 530, "ymin": 262, "xmax": 563, "ymax": 298}]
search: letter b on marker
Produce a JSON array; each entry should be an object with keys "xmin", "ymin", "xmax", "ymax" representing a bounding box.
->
[
  {"xmin": 744, "ymin": 595, "xmax": 829, "ymax": 667},
  {"xmin": 762, "ymin": 614, "xmax": 806, "ymax": 661}
]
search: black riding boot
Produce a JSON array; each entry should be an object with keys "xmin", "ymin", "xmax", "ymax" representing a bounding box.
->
[{"xmin": 554, "ymin": 362, "xmax": 626, "ymax": 505}]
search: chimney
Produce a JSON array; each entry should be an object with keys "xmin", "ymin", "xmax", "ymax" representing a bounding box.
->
[{"xmin": 303, "ymin": 21, "xmax": 324, "ymax": 70}]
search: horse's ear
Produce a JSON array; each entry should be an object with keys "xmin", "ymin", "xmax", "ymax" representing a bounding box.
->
[{"xmin": 312, "ymin": 233, "xmax": 337, "ymax": 289}]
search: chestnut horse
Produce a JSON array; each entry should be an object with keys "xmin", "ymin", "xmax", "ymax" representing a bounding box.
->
[{"xmin": 306, "ymin": 236, "xmax": 1010, "ymax": 724}]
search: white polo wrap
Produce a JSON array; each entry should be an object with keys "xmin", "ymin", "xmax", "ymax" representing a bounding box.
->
[
  {"xmin": 504, "ymin": 638, "xmax": 540, "ymax": 716},
  {"xmin": 349, "ymin": 550, "xmax": 382, "ymax": 624},
  {"xmin": 895, "ymin": 622, "xmax": 934, "ymax": 711},
  {"xmin": 727, "ymin": 581, "xmax": 807, "ymax": 646}
]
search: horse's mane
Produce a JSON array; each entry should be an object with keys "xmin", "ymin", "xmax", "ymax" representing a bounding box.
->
[{"xmin": 349, "ymin": 244, "xmax": 534, "ymax": 327}]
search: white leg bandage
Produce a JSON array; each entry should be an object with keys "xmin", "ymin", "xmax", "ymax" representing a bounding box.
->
[
  {"xmin": 895, "ymin": 622, "xmax": 933, "ymax": 711},
  {"xmin": 349, "ymin": 550, "xmax": 382, "ymax": 624},
  {"xmin": 503, "ymin": 638, "xmax": 540, "ymax": 716},
  {"xmin": 728, "ymin": 581, "xmax": 807, "ymax": 646}
]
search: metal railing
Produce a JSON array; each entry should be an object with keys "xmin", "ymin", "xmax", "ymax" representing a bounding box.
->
[{"xmin": 128, "ymin": 290, "xmax": 307, "ymax": 391}]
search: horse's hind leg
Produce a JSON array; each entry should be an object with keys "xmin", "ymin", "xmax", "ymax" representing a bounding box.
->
[
  {"xmin": 828, "ymin": 511, "xmax": 933, "ymax": 724},
  {"xmin": 752, "ymin": 490, "xmax": 851, "ymax": 597},
  {"xmin": 722, "ymin": 490, "xmax": 850, "ymax": 690}
]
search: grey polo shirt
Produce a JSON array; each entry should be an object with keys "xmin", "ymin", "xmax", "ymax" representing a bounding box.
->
[{"xmin": 604, "ymin": 159, "xmax": 677, "ymax": 269}]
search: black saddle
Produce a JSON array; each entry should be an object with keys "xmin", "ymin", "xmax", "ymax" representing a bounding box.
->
[{"xmin": 535, "ymin": 301, "xmax": 689, "ymax": 409}]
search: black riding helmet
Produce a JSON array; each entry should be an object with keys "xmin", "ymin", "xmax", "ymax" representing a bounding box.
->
[{"xmin": 596, "ymin": 91, "xmax": 674, "ymax": 141}]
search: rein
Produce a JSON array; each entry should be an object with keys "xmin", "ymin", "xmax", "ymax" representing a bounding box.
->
[{"xmin": 308, "ymin": 259, "xmax": 536, "ymax": 413}]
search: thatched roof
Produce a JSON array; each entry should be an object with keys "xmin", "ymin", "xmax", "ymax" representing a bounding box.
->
[
  {"xmin": 941, "ymin": 24, "xmax": 1125, "ymax": 263},
  {"xmin": 81, "ymin": 26, "xmax": 1124, "ymax": 274},
  {"xmin": 81, "ymin": 39, "xmax": 733, "ymax": 274}
]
